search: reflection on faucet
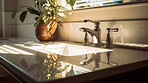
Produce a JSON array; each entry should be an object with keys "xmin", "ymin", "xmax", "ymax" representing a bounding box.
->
[
  {"xmin": 66, "ymin": 65, "xmax": 76, "ymax": 77},
  {"xmin": 80, "ymin": 54, "xmax": 88, "ymax": 60},
  {"xmin": 79, "ymin": 19, "xmax": 101, "ymax": 47},
  {"xmin": 102, "ymin": 51, "xmax": 117, "ymax": 66},
  {"xmin": 79, "ymin": 52, "xmax": 117, "ymax": 71},
  {"xmin": 79, "ymin": 53, "xmax": 100, "ymax": 71}
]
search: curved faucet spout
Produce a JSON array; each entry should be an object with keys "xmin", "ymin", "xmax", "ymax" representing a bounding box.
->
[
  {"xmin": 84, "ymin": 19, "xmax": 100, "ymax": 30},
  {"xmin": 80, "ymin": 19, "xmax": 101, "ymax": 47},
  {"xmin": 86, "ymin": 28, "xmax": 101, "ymax": 47},
  {"xmin": 84, "ymin": 19, "xmax": 96, "ymax": 23}
]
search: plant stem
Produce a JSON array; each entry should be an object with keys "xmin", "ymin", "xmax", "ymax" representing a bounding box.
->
[{"xmin": 37, "ymin": 4, "xmax": 41, "ymax": 12}]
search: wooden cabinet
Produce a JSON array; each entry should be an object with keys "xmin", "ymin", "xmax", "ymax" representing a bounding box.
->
[{"xmin": 0, "ymin": 66, "xmax": 19, "ymax": 83}]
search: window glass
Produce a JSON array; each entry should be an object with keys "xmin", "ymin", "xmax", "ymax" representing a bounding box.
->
[
  {"xmin": 76, "ymin": 0, "xmax": 123, "ymax": 9},
  {"xmin": 62, "ymin": 0, "xmax": 123, "ymax": 10}
]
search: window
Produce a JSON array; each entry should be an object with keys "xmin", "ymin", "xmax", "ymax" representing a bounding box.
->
[
  {"xmin": 62, "ymin": 0, "xmax": 123, "ymax": 10},
  {"xmin": 76, "ymin": 0, "xmax": 123, "ymax": 9}
]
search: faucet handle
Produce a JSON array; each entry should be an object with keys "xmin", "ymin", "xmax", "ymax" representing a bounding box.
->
[
  {"xmin": 107, "ymin": 28, "xmax": 119, "ymax": 32},
  {"xmin": 84, "ymin": 19, "xmax": 100, "ymax": 30},
  {"xmin": 83, "ymin": 32, "xmax": 90, "ymax": 46},
  {"xmin": 79, "ymin": 27, "xmax": 88, "ymax": 32},
  {"xmin": 104, "ymin": 28, "xmax": 119, "ymax": 48},
  {"xmin": 79, "ymin": 28, "xmax": 90, "ymax": 46}
]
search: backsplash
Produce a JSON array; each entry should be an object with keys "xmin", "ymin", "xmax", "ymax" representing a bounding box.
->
[
  {"xmin": 4, "ymin": 12, "xmax": 17, "ymax": 37},
  {"xmin": 57, "ymin": 20, "xmax": 148, "ymax": 44},
  {"xmin": 3, "ymin": 1, "xmax": 148, "ymax": 45},
  {"xmin": 0, "ymin": 12, "xmax": 2, "ymax": 37},
  {"xmin": 4, "ymin": 11, "xmax": 36, "ymax": 38},
  {"xmin": 6, "ymin": 13, "xmax": 148, "ymax": 44}
]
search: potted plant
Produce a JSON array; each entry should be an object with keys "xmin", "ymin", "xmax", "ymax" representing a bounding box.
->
[{"xmin": 11, "ymin": 0, "xmax": 76, "ymax": 41}]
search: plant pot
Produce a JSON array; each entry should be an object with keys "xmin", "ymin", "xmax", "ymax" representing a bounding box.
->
[{"xmin": 35, "ymin": 17, "xmax": 57, "ymax": 42}]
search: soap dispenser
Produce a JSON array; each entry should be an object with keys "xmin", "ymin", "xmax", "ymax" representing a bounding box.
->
[{"xmin": 104, "ymin": 28, "xmax": 119, "ymax": 48}]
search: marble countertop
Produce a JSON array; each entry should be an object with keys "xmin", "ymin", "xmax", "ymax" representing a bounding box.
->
[{"xmin": 0, "ymin": 37, "xmax": 148, "ymax": 83}]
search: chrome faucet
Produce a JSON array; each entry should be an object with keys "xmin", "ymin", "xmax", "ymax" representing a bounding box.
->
[
  {"xmin": 80, "ymin": 19, "xmax": 101, "ymax": 47},
  {"xmin": 80, "ymin": 53, "xmax": 100, "ymax": 71}
]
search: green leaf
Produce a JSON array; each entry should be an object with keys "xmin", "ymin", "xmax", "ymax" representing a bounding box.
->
[
  {"xmin": 56, "ymin": 16, "xmax": 63, "ymax": 22},
  {"xmin": 20, "ymin": 11, "xmax": 28, "ymax": 22},
  {"xmin": 27, "ymin": 7, "xmax": 40, "ymax": 15},
  {"xmin": 11, "ymin": 11, "xmax": 17, "ymax": 19},
  {"xmin": 66, "ymin": 0, "xmax": 76, "ymax": 10},
  {"xmin": 66, "ymin": 0, "xmax": 69, "ymax": 4},
  {"xmin": 11, "ymin": 6, "xmax": 28, "ymax": 20},
  {"xmin": 27, "ymin": 7, "xmax": 36, "ymax": 14}
]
